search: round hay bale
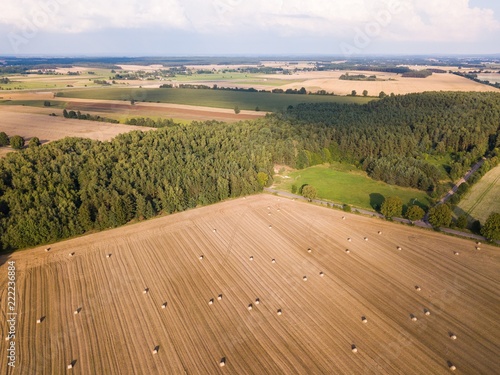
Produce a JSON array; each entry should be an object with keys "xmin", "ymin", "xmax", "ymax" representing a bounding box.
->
[
  {"xmin": 220, "ymin": 357, "xmax": 226, "ymax": 367},
  {"xmin": 208, "ymin": 299, "xmax": 214, "ymax": 305},
  {"xmin": 69, "ymin": 252, "xmax": 75, "ymax": 257},
  {"xmin": 411, "ymin": 314, "xmax": 417, "ymax": 321},
  {"xmin": 476, "ymin": 241, "xmax": 481, "ymax": 245},
  {"xmin": 351, "ymin": 344, "xmax": 358, "ymax": 353},
  {"xmin": 277, "ymin": 309, "xmax": 282, "ymax": 315},
  {"xmin": 415, "ymin": 286, "xmax": 421, "ymax": 291},
  {"xmin": 255, "ymin": 298, "xmax": 260, "ymax": 305},
  {"xmin": 307, "ymin": 248, "xmax": 312, "ymax": 253},
  {"xmin": 424, "ymin": 309, "xmax": 430, "ymax": 316},
  {"xmin": 162, "ymin": 302, "xmax": 168, "ymax": 309},
  {"xmin": 67, "ymin": 363, "xmax": 73, "ymax": 369},
  {"xmin": 249, "ymin": 256, "xmax": 254, "ymax": 261},
  {"xmin": 143, "ymin": 288, "xmax": 149, "ymax": 294},
  {"xmin": 454, "ymin": 251, "xmax": 459, "ymax": 256},
  {"xmin": 269, "ymin": 225, "xmax": 272, "ymax": 229},
  {"xmin": 319, "ymin": 271, "xmax": 324, "ymax": 277},
  {"xmin": 199, "ymin": 255, "xmax": 204, "ymax": 260},
  {"xmin": 247, "ymin": 304, "xmax": 253, "ymax": 311},
  {"xmin": 152, "ymin": 348, "xmax": 158, "ymax": 355},
  {"xmin": 397, "ymin": 246, "xmax": 402, "ymax": 251},
  {"xmin": 364, "ymin": 237, "xmax": 368, "ymax": 241},
  {"xmin": 361, "ymin": 316, "xmax": 367, "ymax": 324},
  {"xmin": 73, "ymin": 308, "xmax": 80, "ymax": 315},
  {"xmin": 37, "ymin": 318, "xmax": 43, "ymax": 324},
  {"xmin": 303, "ymin": 276, "xmax": 308, "ymax": 281},
  {"xmin": 476, "ymin": 247, "xmax": 481, "ymax": 250},
  {"xmin": 449, "ymin": 365, "xmax": 456, "ymax": 371},
  {"xmin": 45, "ymin": 248, "xmax": 50, "ymax": 252},
  {"xmin": 378, "ymin": 231, "xmax": 382, "ymax": 235},
  {"xmin": 213, "ymin": 229, "xmax": 217, "ymax": 233},
  {"xmin": 218, "ymin": 294, "xmax": 223, "ymax": 301},
  {"xmin": 268, "ymin": 212, "xmax": 271, "ymax": 216},
  {"xmin": 345, "ymin": 249, "xmax": 350, "ymax": 254},
  {"xmin": 5, "ymin": 336, "xmax": 10, "ymax": 341},
  {"xmin": 342, "ymin": 216, "xmax": 345, "ymax": 220},
  {"xmin": 271, "ymin": 258, "xmax": 276, "ymax": 264},
  {"xmin": 347, "ymin": 237, "xmax": 352, "ymax": 242},
  {"xmin": 450, "ymin": 334, "xmax": 457, "ymax": 340},
  {"xmin": 277, "ymin": 209, "xmax": 281, "ymax": 212},
  {"xmin": 106, "ymin": 253, "xmax": 111, "ymax": 258}
]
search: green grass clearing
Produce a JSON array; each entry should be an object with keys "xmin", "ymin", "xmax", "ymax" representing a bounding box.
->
[
  {"xmin": 456, "ymin": 164, "xmax": 500, "ymax": 223},
  {"xmin": 273, "ymin": 163, "xmax": 432, "ymax": 211},
  {"xmin": 60, "ymin": 87, "xmax": 373, "ymax": 111}
]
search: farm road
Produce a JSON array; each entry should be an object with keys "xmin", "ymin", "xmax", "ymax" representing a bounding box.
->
[
  {"xmin": 264, "ymin": 188, "xmax": 496, "ymax": 244},
  {"xmin": 439, "ymin": 158, "xmax": 485, "ymax": 204}
]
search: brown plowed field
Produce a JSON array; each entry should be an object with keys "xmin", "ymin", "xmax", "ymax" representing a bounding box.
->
[
  {"xmin": 1, "ymin": 195, "xmax": 498, "ymax": 374},
  {"xmin": 0, "ymin": 106, "xmax": 154, "ymax": 156}
]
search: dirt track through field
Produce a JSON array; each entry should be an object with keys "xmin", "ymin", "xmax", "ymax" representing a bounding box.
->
[{"xmin": 1, "ymin": 195, "xmax": 499, "ymax": 374}]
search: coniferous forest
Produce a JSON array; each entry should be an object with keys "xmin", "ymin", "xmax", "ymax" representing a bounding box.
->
[{"xmin": 1, "ymin": 91, "xmax": 499, "ymax": 251}]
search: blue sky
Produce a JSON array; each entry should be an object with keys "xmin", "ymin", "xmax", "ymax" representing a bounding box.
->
[{"xmin": 1, "ymin": 0, "xmax": 499, "ymax": 56}]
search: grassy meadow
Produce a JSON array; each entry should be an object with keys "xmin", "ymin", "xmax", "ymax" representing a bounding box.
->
[{"xmin": 273, "ymin": 163, "xmax": 432, "ymax": 211}]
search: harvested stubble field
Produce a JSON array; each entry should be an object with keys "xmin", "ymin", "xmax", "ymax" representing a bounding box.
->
[
  {"xmin": 456, "ymin": 164, "xmax": 500, "ymax": 223},
  {"xmin": 0, "ymin": 195, "xmax": 499, "ymax": 374},
  {"xmin": 0, "ymin": 106, "xmax": 153, "ymax": 157}
]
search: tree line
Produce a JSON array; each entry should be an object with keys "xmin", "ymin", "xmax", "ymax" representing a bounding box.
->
[
  {"xmin": 1, "ymin": 91, "xmax": 500, "ymax": 250},
  {"xmin": 284, "ymin": 92, "xmax": 500, "ymax": 197}
]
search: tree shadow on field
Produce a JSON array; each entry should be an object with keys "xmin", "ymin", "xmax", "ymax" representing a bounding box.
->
[
  {"xmin": 369, "ymin": 193, "xmax": 384, "ymax": 212},
  {"xmin": 453, "ymin": 206, "xmax": 481, "ymax": 232},
  {"xmin": 0, "ymin": 251, "xmax": 13, "ymax": 268}
]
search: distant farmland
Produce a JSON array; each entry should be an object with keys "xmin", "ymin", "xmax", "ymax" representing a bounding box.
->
[
  {"xmin": 60, "ymin": 87, "xmax": 374, "ymax": 111},
  {"xmin": 1, "ymin": 194, "xmax": 498, "ymax": 374}
]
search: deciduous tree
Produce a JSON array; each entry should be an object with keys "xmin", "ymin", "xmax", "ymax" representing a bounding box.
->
[
  {"xmin": 381, "ymin": 196, "xmax": 403, "ymax": 218},
  {"xmin": 9, "ymin": 135, "xmax": 24, "ymax": 150},
  {"xmin": 481, "ymin": 212, "xmax": 500, "ymax": 240},
  {"xmin": 301, "ymin": 185, "xmax": 317, "ymax": 201},
  {"xmin": 406, "ymin": 205, "xmax": 425, "ymax": 221},
  {"xmin": 428, "ymin": 204, "xmax": 452, "ymax": 228}
]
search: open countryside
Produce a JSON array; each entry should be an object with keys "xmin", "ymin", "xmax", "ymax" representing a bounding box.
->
[
  {"xmin": 1, "ymin": 195, "xmax": 498, "ymax": 374},
  {"xmin": 59, "ymin": 87, "xmax": 373, "ymax": 111}
]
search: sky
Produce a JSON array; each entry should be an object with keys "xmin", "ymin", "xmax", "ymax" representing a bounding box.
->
[{"xmin": 0, "ymin": 0, "xmax": 499, "ymax": 56}]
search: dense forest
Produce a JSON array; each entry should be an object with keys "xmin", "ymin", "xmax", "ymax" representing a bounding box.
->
[
  {"xmin": 285, "ymin": 92, "xmax": 500, "ymax": 189},
  {"xmin": 1, "ymin": 91, "xmax": 499, "ymax": 251}
]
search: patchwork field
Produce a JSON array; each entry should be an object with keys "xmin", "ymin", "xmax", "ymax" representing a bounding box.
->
[
  {"xmin": 60, "ymin": 87, "xmax": 373, "ymax": 111},
  {"xmin": 0, "ymin": 106, "xmax": 153, "ymax": 156},
  {"xmin": 456, "ymin": 164, "xmax": 500, "ymax": 223},
  {"xmin": 1, "ymin": 194, "xmax": 498, "ymax": 374},
  {"xmin": 273, "ymin": 164, "xmax": 432, "ymax": 210},
  {"xmin": 0, "ymin": 97, "xmax": 266, "ymax": 124}
]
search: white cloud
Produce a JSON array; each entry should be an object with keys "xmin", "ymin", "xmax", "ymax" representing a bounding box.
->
[
  {"xmin": 1, "ymin": 0, "xmax": 498, "ymax": 43},
  {"xmin": 1, "ymin": 0, "xmax": 189, "ymax": 33}
]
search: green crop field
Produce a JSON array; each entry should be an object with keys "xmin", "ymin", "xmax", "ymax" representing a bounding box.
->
[
  {"xmin": 60, "ymin": 87, "xmax": 374, "ymax": 111},
  {"xmin": 273, "ymin": 164, "xmax": 432, "ymax": 211},
  {"xmin": 456, "ymin": 164, "xmax": 500, "ymax": 223}
]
